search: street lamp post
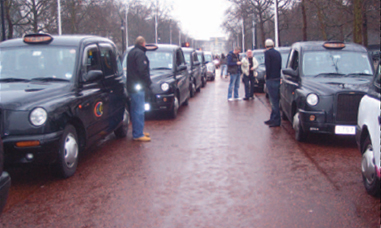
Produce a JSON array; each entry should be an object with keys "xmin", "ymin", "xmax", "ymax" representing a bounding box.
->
[
  {"xmin": 125, "ymin": 1, "xmax": 129, "ymax": 49},
  {"xmin": 121, "ymin": 20, "xmax": 125, "ymax": 53},
  {"xmin": 274, "ymin": 0, "xmax": 279, "ymax": 47},
  {"xmin": 57, "ymin": 0, "xmax": 62, "ymax": 35},
  {"xmin": 155, "ymin": 0, "xmax": 158, "ymax": 43},
  {"xmin": 1, "ymin": 0, "xmax": 6, "ymax": 41}
]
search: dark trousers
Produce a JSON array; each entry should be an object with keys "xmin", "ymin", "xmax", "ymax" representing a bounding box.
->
[
  {"xmin": 266, "ymin": 79, "xmax": 281, "ymax": 125},
  {"xmin": 243, "ymin": 74, "xmax": 255, "ymax": 98}
]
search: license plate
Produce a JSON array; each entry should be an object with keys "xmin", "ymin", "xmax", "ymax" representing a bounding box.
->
[{"xmin": 335, "ymin": 125, "xmax": 356, "ymax": 135}]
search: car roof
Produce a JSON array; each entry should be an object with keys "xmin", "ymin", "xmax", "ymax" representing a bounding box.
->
[
  {"xmin": 147, "ymin": 44, "xmax": 180, "ymax": 52},
  {"xmin": 0, "ymin": 34, "xmax": 113, "ymax": 48},
  {"xmin": 275, "ymin": 47, "xmax": 291, "ymax": 53},
  {"xmin": 293, "ymin": 41, "xmax": 367, "ymax": 52},
  {"xmin": 181, "ymin": 47, "xmax": 195, "ymax": 53}
]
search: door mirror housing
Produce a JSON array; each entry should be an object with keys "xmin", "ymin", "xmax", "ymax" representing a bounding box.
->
[
  {"xmin": 282, "ymin": 68, "xmax": 299, "ymax": 78},
  {"xmin": 84, "ymin": 70, "xmax": 103, "ymax": 83},
  {"xmin": 177, "ymin": 65, "xmax": 187, "ymax": 71}
]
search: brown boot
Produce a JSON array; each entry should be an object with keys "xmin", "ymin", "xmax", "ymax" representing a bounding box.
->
[{"xmin": 133, "ymin": 136, "xmax": 151, "ymax": 142}]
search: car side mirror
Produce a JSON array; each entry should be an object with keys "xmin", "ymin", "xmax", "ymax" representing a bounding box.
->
[
  {"xmin": 177, "ymin": 65, "xmax": 187, "ymax": 71},
  {"xmin": 84, "ymin": 70, "xmax": 103, "ymax": 83},
  {"xmin": 282, "ymin": 68, "xmax": 298, "ymax": 78}
]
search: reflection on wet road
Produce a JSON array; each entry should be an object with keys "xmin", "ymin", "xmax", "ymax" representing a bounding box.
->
[{"xmin": 1, "ymin": 73, "xmax": 379, "ymax": 227}]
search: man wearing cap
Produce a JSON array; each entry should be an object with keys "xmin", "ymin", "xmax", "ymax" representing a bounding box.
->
[
  {"xmin": 126, "ymin": 36, "xmax": 152, "ymax": 141},
  {"xmin": 227, "ymin": 46, "xmax": 242, "ymax": 100},
  {"xmin": 264, "ymin": 39, "xmax": 282, "ymax": 127}
]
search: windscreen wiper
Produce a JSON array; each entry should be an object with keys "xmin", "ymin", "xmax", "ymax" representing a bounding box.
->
[
  {"xmin": 151, "ymin": 67, "xmax": 172, "ymax": 70},
  {"xmin": 313, "ymin": 73, "xmax": 345, "ymax": 78},
  {"xmin": 31, "ymin": 77, "xmax": 70, "ymax": 82},
  {"xmin": 344, "ymin": 73, "xmax": 373, "ymax": 77},
  {"xmin": 0, "ymin": 78, "xmax": 30, "ymax": 82}
]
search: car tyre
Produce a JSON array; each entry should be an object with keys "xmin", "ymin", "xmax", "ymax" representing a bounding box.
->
[
  {"xmin": 201, "ymin": 76, "xmax": 206, "ymax": 88},
  {"xmin": 293, "ymin": 111, "xmax": 307, "ymax": 142},
  {"xmin": 55, "ymin": 124, "xmax": 79, "ymax": 178},
  {"xmin": 169, "ymin": 95, "xmax": 179, "ymax": 119},
  {"xmin": 190, "ymin": 82, "xmax": 196, "ymax": 98},
  {"xmin": 183, "ymin": 97, "xmax": 189, "ymax": 106},
  {"xmin": 361, "ymin": 136, "xmax": 380, "ymax": 196},
  {"xmin": 114, "ymin": 107, "xmax": 130, "ymax": 138}
]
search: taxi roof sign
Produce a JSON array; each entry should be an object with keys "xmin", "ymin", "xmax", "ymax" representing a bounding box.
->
[
  {"xmin": 145, "ymin": 43, "xmax": 159, "ymax": 51},
  {"xmin": 23, "ymin": 33, "xmax": 53, "ymax": 44},
  {"xmin": 323, "ymin": 42, "xmax": 345, "ymax": 49}
]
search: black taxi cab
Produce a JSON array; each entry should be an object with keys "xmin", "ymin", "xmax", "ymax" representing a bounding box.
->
[
  {"xmin": 0, "ymin": 34, "xmax": 129, "ymax": 178},
  {"xmin": 123, "ymin": 44, "xmax": 190, "ymax": 119},
  {"xmin": 196, "ymin": 50, "xmax": 207, "ymax": 87},
  {"xmin": 280, "ymin": 41, "xmax": 374, "ymax": 141},
  {"xmin": 181, "ymin": 47, "xmax": 202, "ymax": 97}
]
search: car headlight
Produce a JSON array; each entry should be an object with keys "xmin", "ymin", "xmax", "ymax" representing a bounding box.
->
[
  {"xmin": 30, "ymin": 107, "xmax": 47, "ymax": 126},
  {"xmin": 161, "ymin": 83, "xmax": 169, "ymax": 91},
  {"xmin": 306, "ymin": 93, "xmax": 319, "ymax": 106}
]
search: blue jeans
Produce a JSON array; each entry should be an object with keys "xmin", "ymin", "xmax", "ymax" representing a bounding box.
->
[
  {"xmin": 130, "ymin": 90, "xmax": 145, "ymax": 138},
  {"xmin": 220, "ymin": 64, "xmax": 227, "ymax": 77},
  {"xmin": 266, "ymin": 79, "xmax": 281, "ymax": 125},
  {"xmin": 228, "ymin": 73, "xmax": 240, "ymax": 99}
]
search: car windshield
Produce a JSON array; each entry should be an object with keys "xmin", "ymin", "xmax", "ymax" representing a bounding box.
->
[
  {"xmin": 303, "ymin": 51, "xmax": 373, "ymax": 76},
  {"xmin": 146, "ymin": 51, "xmax": 173, "ymax": 71},
  {"xmin": 253, "ymin": 53, "xmax": 265, "ymax": 65},
  {"xmin": 197, "ymin": 54, "xmax": 203, "ymax": 63},
  {"xmin": 184, "ymin": 53, "xmax": 191, "ymax": 64},
  {"xmin": 0, "ymin": 46, "xmax": 76, "ymax": 81},
  {"xmin": 281, "ymin": 53, "xmax": 289, "ymax": 68},
  {"xmin": 204, "ymin": 54, "xmax": 212, "ymax": 62}
]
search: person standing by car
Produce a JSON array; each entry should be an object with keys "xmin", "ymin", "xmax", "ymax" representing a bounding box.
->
[
  {"xmin": 242, "ymin": 50, "xmax": 259, "ymax": 100},
  {"xmin": 220, "ymin": 53, "xmax": 227, "ymax": 78},
  {"xmin": 126, "ymin": 36, "xmax": 152, "ymax": 141},
  {"xmin": 227, "ymin": 47, "xmax": 242, "ymax": 100},
  {"xmin": 264, "ymin": 39, "xmax": 282, "ymax": 127}
]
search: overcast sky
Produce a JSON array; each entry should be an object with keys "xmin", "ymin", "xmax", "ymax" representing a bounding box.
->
[{"xmin": 167, "ymin": 0, "xmax": 232, "ymax": 40}]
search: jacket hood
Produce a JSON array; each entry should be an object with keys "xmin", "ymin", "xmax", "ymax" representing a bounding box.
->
[
  {"xmin": 302, "ymin": 76, "xmax": 372, "ymax": 95},
  {"xmin": 0, "ymin": 82, "xmax": 72, "ymax": 110}
]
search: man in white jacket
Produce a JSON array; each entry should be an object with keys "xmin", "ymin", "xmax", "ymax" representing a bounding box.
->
[{"xmin": 241, "ymin": 50, "xmax": 259, "ymax": 100}]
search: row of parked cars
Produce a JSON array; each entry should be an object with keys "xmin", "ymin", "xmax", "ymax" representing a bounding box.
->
[
  {"xmin": 0, "ymin": 34, "xmax": 220, "ymax": 211},
  {"xmin": 122, "ymin": 45, "xmax": 216, "ymax": 118},
  {"xmin": 247, "ymin": 41, "xmax": 380, "ymax": 197}
]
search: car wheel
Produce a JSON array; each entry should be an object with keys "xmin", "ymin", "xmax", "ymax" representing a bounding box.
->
[
  {"xmin": 293, "ymin": 111, "xmax": 307, "ymax": 142},
  {"xmin": 55, "ymin": 124, "xmax": 79, "ymax": 178},
  {"xmin": 183, "ymin": 96, "xmax": 189, "ymax": 106},
  {"xmin": 114, "ymin": 107, "xmax": 130, "ymax": 138},
  {"xmin": 169, "ymin": 96, "xmax": 179, "ymax": 119},
  {"xmin": 361, "ymin": 136, "xmax": 380, "ymax": 196},
  {"xmin": 190, "ymin": 82, "xmax": 196, "ymax": 97},
  {"xmin": 280, "ymin": 103, "xmax": 288, "ymax": 121},
  {"xmin": 201, "ymin": 76, "xmax": 206, "ymax": 88},
  {"xmin": 211, "ymin": 76, "xmax": 215, "ymax": 81}
]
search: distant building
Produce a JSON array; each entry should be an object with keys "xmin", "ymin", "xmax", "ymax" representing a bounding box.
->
[{"xmin": 194, "ymin": 37, "xmax": 229, "ymax": 56}]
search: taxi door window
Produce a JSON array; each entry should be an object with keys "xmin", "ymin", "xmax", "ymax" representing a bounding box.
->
[
  {"xmin": 82, "ymin": 45, "xmax": 101, "ymax": 77},
  {"xmin": 290, "ymin": 50, "xmax": 299, "ymax": 71},
  {"xmin": 176, "ymin": 49, "xmax": 185, "ymax": 66},
  {"xmin": 99, "ymin": 44, "xmax": 116, "ymax": 76},
  {"xmin": 193, "ymin": 53, "xmax": 198, "ymax": 62}
]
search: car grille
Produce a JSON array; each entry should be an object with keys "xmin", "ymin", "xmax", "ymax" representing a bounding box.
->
[{"xmin": 336, "ymin": 93, "xmax": 364, "ymax": 123}]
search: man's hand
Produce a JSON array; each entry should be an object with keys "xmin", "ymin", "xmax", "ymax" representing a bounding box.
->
[{"xmin": 237, "ymin": 61, "xmax": 242, "ymax": 65}]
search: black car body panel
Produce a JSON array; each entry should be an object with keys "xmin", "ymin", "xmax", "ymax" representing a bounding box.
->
[
  {"xmin": 252, "ymin": 49, "xmax": 266, "ymax": 92},
  {"xmin": 182, "ymin": 48, "xmax": 202, "ymax": 93},
  {"xmin": 0, "ymin": 135, "xmax": 11, "ymax": 213},
  {"xmin": 124, "ymin": 44, "xmax": 190, "ymax": 115},
  {"xmin": 280, "ymin": 41, "xmax": 374, "ymax": 137},
  {"xmin": 0, "ymin": 34, "xmax": 128, "ymax": 165},
  {"xmin": 196, "ymin": 51, "xmax": 207, "ymax": 86}
]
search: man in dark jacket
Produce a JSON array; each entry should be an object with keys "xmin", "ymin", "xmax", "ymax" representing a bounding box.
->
[
  {"xmin": 264, "ymin": 39, "xmax": 282, "ymax": 127},
  {"xmin": 127, "ymin": 36, "xmax": 152, "ymax": 141},
  {"xmin": 227, "ymin": 47, "xmax": 242, "ymax": 100}
]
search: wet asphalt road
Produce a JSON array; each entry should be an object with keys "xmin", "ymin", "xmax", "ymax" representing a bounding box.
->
[{"xmin": 1, "ymin": 72, "xmax": 380, "ymax": 227}]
